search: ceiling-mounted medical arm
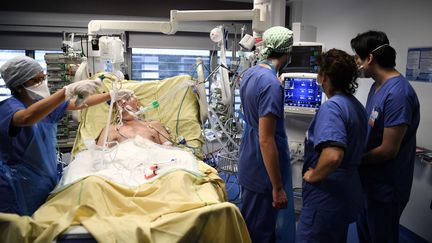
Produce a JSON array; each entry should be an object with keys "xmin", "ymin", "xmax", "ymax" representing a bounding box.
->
[
  {"xmin": 170, "ymin": 9, "xmax": 266, "ymax": 34},
  {"xmin": 88, "ymin": 9, "xmax": 266, "ymax": 36},
  {"xmin": 88, "ymin": 20, "xmax": 178, "ymax": 35}
]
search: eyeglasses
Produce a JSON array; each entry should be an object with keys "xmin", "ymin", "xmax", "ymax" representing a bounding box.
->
[{"xmin": 24, "ymin": 74, "xmax": 46, "ymax": 87}]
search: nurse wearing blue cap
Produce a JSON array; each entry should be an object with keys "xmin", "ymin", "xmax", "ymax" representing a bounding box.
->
[
  {"xmin": 0, "ymin": 56, "xmax": 125, "ymax": 215},
  {"xmin": 351, "ymin": 30, "xmax": 420, "ymax": 243},
  {"xmin": 297, "ymin": 49, "xmax": 368, "ymax": 243}
]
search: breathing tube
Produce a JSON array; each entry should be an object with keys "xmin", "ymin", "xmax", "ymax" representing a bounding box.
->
[{"xmin": 101, "ymin": 74, "xmax": 121, "ymax": 150}]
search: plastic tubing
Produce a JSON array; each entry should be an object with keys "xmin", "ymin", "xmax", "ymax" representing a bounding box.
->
[
  {"xmin": 207, "ymin": 105, "xmax": 240, "ymax": 151},
  {"xmin": 141, "ymin": 80, "xmax": 195, "ymax": 119},
  {"xmin": 103, "ymin": 90, "xmax": 115, "ymax": 151},
  {"xmin": 101, "ymin": 74, "xmax": 120, "ymax": 151}
]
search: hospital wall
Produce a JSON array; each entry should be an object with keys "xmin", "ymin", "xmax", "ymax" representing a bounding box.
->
[
  {"xmin": 293, "ymin": 0, "xmax": 432, "ymax": 241},
  {"xmin": 295, "ymin": 0, "xmax": 432, "ymax": 149}
]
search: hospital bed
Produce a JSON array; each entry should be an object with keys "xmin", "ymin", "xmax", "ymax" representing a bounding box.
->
[{"xmin": 0, "ymin": 74, "xmax": 251, "ymax": 243}]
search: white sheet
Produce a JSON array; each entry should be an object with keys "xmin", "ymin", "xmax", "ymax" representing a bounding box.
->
[{"xmin": 53, "ymin": 136, "xmax": 201, "ymax": 193}]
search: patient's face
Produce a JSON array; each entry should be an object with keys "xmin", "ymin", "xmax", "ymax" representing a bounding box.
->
[
  {"xmin": 116, "ymin": 96, "xmax": 142, "ymax": 121},
  {"xmin": 117, "ymin": 95, "xmax": 139, "ymax": 112}
]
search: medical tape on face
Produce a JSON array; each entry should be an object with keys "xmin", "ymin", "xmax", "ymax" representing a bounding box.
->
[
  {"xmin": 117, "ymin": 103, "xmax": 141, "ymax": 120},
  {"xmin": 124, "ymin": 105, "xmax": 138, "ymax": 113}
]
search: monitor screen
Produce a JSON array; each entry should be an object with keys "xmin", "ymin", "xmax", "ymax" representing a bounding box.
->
[
  {"xmin": 284, "ymin": 76, "xmax": 322, "ymax": 109},
  {"xmin": 281, "ymin": 45, "xmax": 322, "ymax": 73}
]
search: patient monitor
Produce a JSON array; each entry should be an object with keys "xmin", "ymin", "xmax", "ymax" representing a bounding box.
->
[
  {"xmin": 281, "ymin": 72, "xmax": 325, "ymax": 116},
  {"xmin": 282, "ymin": 42, "xmax": 323, "ymax": 74},
  {"xmin": 280, "ymin": 41, "xmax": 325, "ymax": 116}
]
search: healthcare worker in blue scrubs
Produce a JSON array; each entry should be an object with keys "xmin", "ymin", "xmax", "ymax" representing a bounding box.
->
[
  {"xmin": 0, "ymin": 56, "xmax": 126, "ymax": 216},
  {"xmin": 297, "ymin": 49, "xmax": 368, "ymax": 243},
  {"xmin": 351, "ymin": 31, "xmax": 420, "ymax": 243},
  {"xmin": 239, "ymin": 26, "xmax": 295, "ymax": 243}
]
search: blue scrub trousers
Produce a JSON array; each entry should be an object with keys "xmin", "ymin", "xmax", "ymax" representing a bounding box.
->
[
  {"xmin": 296, "ymin": 206, "xmax": 349, "ymax": 243},
  {"xmin": 241, "ymin": 187, "xmax": 277, "ymax": 243},
  {"xmin": 356, "ymin": 197, "xmax": 407, "ymax": 243}
]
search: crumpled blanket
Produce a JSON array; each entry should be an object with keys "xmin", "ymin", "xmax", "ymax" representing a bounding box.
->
[
  {"xmin": 0, "ymin": 151, "xmax": 251, "ymax": 243},
  {"xmin": 54, "ymin": 136, "xmax": 201, "ymax": 193}
]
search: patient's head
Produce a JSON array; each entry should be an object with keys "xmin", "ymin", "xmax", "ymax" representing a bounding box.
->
[{"xmin": 115, "ymin": 90, "xmax": 141, "ymax": 121}]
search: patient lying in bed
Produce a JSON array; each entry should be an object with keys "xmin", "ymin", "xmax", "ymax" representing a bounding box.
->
[
  {"xmin": 54, "ymin": 89, "xmax": 201, "ymax": 192},
  {"xmin": 0, "ymin": 75, "xmax": 251, "ymax": 243},
  {"xmin": 97, "ymin": 90, "xmax": 172, "ymax": 147}
]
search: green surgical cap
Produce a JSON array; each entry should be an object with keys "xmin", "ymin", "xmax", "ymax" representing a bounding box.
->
[
  {"xmin": 0, "ymin": 56, "xmax": 43, "ymax": 89},
  {"xmin": 259, "ymin": 26, "xmax": 294, "ymax": 60}
]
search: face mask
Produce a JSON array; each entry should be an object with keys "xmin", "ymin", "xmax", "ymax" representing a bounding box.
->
[
  {"xmin": 370, "ymin": 44, "xmax": 389, "ymax": 54},
  {"xmin": 24, "ymin": 82, "xmax": 50, "ymax": 100},
  {"xmin": 357, "ymin": 65, "xmax": 366, "ymax": 78},
  {"xmin": 316, "ymin": 74, "xmax": 324, "ymax": 89},
  {"xmin": 354, "ymin": 44, "xmax": 388, "ymax": 79}
]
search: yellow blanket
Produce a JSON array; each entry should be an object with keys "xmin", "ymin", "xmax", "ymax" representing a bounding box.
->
[{"xmin": 0, "ymin": 163, "xmax": 250, "ymax": 242}]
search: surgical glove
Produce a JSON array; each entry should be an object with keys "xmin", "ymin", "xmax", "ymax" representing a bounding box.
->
[
  {"xmin": 110, "ymin": 89, "xmax": 134, "ymax": 102},
  {"xmin": 64, "ymin": 79, "xmax": 102, "ymax": 101}
]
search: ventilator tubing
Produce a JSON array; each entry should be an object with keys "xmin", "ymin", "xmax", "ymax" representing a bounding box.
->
[{"xmin": 139, "ymin": 80, "xmax": 195, "ymax": 120}]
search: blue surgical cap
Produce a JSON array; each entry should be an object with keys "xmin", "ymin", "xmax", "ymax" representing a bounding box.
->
[{"xmin": 0, "ymin": 56, "xmax": 43, "ymax": 89}]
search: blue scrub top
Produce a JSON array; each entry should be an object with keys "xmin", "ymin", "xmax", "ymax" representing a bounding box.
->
[
  {"xmin": 238, "ymin": 65, "xmax": 290, "ymax": 193},
  {"xmin": 303, "ymin": 93, "xmax": 368, "ymax": 221},
  {"xmin": 361, "ymin": 75, "xmax": 420, "ymax": 203},
  {"xmin": 0, "ymin": 96, "xmax": 69, "ymax": 214}
]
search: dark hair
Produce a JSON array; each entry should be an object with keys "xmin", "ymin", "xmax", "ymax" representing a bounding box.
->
[
  {"xmin": 350, "ymin": 30, "xmax": 396, "ymax": 68},
  {"xmin": 10, "ymin": 87, "xmax": 21, "ymax": 97},
  {"xmin": 267, "ymin": 52, "xmax": 286, "ymax": 59},
  {"xmin": 318, "ymin": 48, "xmax": 358, "ymax": 95}
]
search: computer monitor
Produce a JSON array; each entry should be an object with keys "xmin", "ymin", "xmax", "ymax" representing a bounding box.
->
[
  {"xmin": 281, "ymin": 72, "xmax": 324, "ymax": 115},
  {"xmin": 281, "ymin": 43, "xmax": 322, "ymax": 73}
]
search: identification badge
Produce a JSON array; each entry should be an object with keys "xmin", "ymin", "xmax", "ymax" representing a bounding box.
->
[{"xmin": 368, "ymin": 107, "xmax": 379, "ymax": 127}]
